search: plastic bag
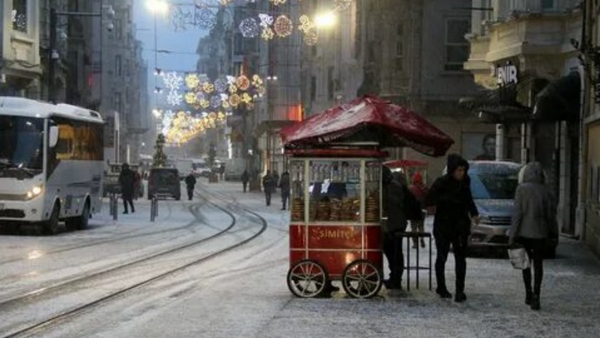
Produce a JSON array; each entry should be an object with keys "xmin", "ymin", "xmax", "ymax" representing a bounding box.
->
[{"xmin": 508, "ymin": 247, "xmax": 530, "ymax": 270}]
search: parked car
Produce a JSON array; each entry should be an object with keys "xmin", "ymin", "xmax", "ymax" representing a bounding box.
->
[
  {"xmin": 192, "ymin": 160, "xmax": 211, "ymax": 178},
  {"xmin": 148, "ymin": 168, "xmax": 181, "ymax": 200},
  {"xmin": 444, "ymin": 161, "xmax": 558, "ymax": 257}
]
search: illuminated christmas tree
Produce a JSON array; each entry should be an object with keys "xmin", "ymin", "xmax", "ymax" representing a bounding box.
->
[{"xmin": 153, "ymin": 134, "xmax": 168, "ymax": 167}]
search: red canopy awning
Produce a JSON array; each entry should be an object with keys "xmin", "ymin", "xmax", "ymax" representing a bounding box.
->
[
  {"xmin": 383, "ymin": 160, "xmax": 428, "ymax": 168},
  {"xmin": 280, "ymin": 96, "xmax": 454, "ymax": 157}
]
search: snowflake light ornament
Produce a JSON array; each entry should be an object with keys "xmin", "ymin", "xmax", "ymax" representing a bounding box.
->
[
  {"xmin": 163, "ymin": 72, "xmax": 183, "ymax": 90},
  {"xmin": 226, "ymin": 75, "xmax": 237, "ymax": 84},
  {"xmin": 167, "ymin": 91, "xmax": 183, "ymax": 106},
  {"xmin": 274, "ymin": 15, "xmax": 293, "ymax": 38},
  {"xmin": 229, "ymin": 84, "xmax": 238, "ymax": 94},
  {"xmin": 241, "ymin": 93, "xmax": 253, "ymax": 104},
  {"xmin": 239, "ymin": 18, "xmax": 260, "ymax": 38},
  {"xmin": 229, "ymin": 94, "xmax": 241, "ymax": 107}
]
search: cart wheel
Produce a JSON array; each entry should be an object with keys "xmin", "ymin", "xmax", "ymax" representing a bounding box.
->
[
  {"xmin": 287, "ymin": 260, "xmax": 328, "ymax": 298},
  {"xmin": 342, "ymin": 260, "xmax": 382, "ymax": 299}
]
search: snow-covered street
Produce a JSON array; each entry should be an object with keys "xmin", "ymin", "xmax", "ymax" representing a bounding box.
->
[{"xmin": 0, "ymin": 181, "xmax": 599, "ymax": 338}]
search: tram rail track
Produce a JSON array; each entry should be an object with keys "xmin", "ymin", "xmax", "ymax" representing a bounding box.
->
[
  {"xmin": 0, "ymin": 188, "xmax": 268, "ymax": 338},
  {"xmin": 0, "ymin": 199, "xmax": 197, "ymax": 266}
]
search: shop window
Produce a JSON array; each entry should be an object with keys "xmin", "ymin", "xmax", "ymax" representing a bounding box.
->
[
  {"xmin": 445, "ymin": 18, "xmax": 470, "ymax": 71},
  {"xmin": 12, "ymin": 0, "xmax": 27, "ymax": 33},
  {"xmin": 541, "ymin": 0, "xmax": 555, "ymax": 10}
]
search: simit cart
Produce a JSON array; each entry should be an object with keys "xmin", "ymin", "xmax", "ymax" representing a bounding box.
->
[{"xmin": 280, "ymin": 96, "xmax": 455, "ymax": 299}]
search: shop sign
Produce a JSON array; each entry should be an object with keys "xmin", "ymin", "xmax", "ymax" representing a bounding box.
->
[{"xmin": 496, "ymin": 63, "xmax": 518, "ymax": 85}]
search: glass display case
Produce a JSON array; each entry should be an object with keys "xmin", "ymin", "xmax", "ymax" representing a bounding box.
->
[{"xmin": 289, "ymin": 158, "xmax": 381, "ymax": 224}]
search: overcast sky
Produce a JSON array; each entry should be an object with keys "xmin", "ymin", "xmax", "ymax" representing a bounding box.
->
[{"xmin": 133, "ymin": 0, "xmax": 208, "ymax": 108}]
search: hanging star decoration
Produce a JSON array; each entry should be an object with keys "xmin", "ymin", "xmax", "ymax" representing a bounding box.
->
[{"xmin": 274, "ymin": 15, "xmax": 293, "ymax": 38}]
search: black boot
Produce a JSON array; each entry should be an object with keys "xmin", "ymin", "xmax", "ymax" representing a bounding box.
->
[
  {"xmin": 454, "ymin": 292, "xmax": 467, "ymax": 303},
  {"xmin": 436, "ymin": 288, "xmax": 452, "ymax": 299},
  {"xmin": 525, "ymin": 290, "xmax": 533, "ymax": 305},
  {"xmin": 384, "ymin": 279, "xmax": 402, "ymax": 290},
  {"xmin": 531, "ymin": 294, "xmax": 540, "ymax": 310}
]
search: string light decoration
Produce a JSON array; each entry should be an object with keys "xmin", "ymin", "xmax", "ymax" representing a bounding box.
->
[
  {"xmin": 229, "ymin": 84, "xmax": 238, "ymax": 94},
  {"xmin": 303, "ymin": 29, "xmax": 319, "ymax": 46},
  {"xmin": 210, "ymin": 95, "xmax": 222, "ymax": 109},
  {"xmin": 185, "ymin": 73, "xmax": 200, "ymax": 89},
  {"xmin": 259, "ymin": 14, "xmax": 274, "ymax": 28},
  {"xmin": 162, "ymin": 72, "xmax": 183, "ymax": 91},
  {"xmin": 236, "ymin": 75, "xmax": 250, "ymax": 91},
  {"xmin": 261, "ymin": 27, "xmax": 275, "ymax": 41},
  {"xmin": 169, "ymin": 5, "xmax": 216, "ymax": 31},
  {"xmin": 202, "ymin": 82, "xmax": 215, "ymax": 93},
  {"xmin": 334, "ymin": 0, "xmax": 353, "ymax": 10},
  {"xmin": 274, "ymin": 15, "xmax": 293, "ymax": 38},
  {"xmin": 252, "ymin": 74, "xmax": 263, "ymax": 87},
  {"xmin": 166, "ymin": 91, "xmax": 183, "ymax": 106},
  {"xmin": 184, "ymin": 92, "xmax": 197, "ymax": 104},
  {"xmin": 199, "ymin": 98, "xmax": 210, "ymax": 109},
  {"xmin": 229, "ymin": 94, "xmax": 241, "ymax": 107},
  {"xmin": 269, "ymin": 0, "xmax": 287, "ymax": 5},
  {"xmin": 239, "ymin": 17, "xmax": 260, "ymax": 38},
  {"xmin": 214, "ymin": 78, "xmax": 228, "ymax": 93}
]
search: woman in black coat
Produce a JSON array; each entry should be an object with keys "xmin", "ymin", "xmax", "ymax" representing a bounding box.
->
[{"xmin": 425, "ymin": 154, "xmax": 479, "ymax": 302}]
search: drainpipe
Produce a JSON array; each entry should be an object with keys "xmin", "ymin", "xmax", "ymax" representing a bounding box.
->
[{"xmin": 575, "ymin": 0, "xmax": 589, "ymax": 240}]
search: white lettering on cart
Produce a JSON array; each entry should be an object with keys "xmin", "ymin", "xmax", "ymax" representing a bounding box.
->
[{"xmin": 316, "ymin": 229, "xmax": 355, "ymax": 240}]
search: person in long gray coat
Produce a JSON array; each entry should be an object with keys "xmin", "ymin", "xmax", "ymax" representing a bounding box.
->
[{"xmin": 509, "ymin": 162, "xmax": 558, "ymax": 311}]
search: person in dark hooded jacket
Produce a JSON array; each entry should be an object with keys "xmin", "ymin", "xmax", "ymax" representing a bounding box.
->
[
  {"xmin": 425, "ymin": 154, "xmax": 479, "ymax": 302},
  {"xmin": 382, "ymin": 167, "xmax": 408, "ymax": 289},
  {"xmin": 118, "ymin": 163, "xmax": 136, "ymax": 214},
  {"xmin": 509, "ymin": 162, "xmax": 558, "ymax": 311}
]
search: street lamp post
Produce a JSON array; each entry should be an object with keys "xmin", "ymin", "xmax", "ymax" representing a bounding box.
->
[{"xmin": 47, "ymin": 6, "xmax": 115, "ymax": 103}]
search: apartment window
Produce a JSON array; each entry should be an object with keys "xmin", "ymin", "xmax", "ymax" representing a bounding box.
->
[
  {"xmin": 113, "ymin": 92, "xmax": 122, "ymax": 112},
  {"xmin": 115, "ymin": 55, "xmax": 122, "ymax": 76},
  {"xmin": 445, "ymin": 18, "xmax": 470, "ymax": 71},
  {"xmin": 310, "ymin": 76, "xmax": 316, "ymax": 101},
  {"xmin": 114, "ymin": 19, "xmax": 122, "ymax": 40},
  {"xmin": 395, "ymin": 23, "xmax": 404, "ymax": 72},
  {"xmin": 12, "ymin": 0, "xmax": 27, "ymax": 33}
]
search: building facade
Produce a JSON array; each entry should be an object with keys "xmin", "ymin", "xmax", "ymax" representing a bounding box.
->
[
  {"xmin": 0, "ymin": 0, "xmax": 43, "ymax": 98},
  {"xmin": 464, "ymin": 0, "xmax": 584, "ymax": 237}
]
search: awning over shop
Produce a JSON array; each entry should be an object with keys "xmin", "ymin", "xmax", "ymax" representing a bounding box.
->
[
  {"xmin": 532, "ymin": 72, "xmax": 581, "ymax": 122},
  {"xmin": 280, "ymin": 96, "xmax": 455, "ymax": 157},
  {"xmin": 459, "ymin": 82, "xmax": 531, "ymax": 124}
]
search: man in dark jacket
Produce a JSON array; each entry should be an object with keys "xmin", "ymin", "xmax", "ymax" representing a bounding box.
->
[
  {"xmin": 382, "ymin": 167, "xmax": 407, "ymax": 290},
  {"xmin": 185, "ymin": 172, "xmax": 197, "ymax": 201},
  {"xmin": 425, "ymin": 154, "xmax": 479, "ymax": 302},
  {"xmin": 262, "ymin": 171, "xmax": 274, "ymax": 206},
  {"xmin": 241, "ymin": 170, "xmax": 250, "ymax": 192},
  {"xmin": 119, "ymin": 163, "xmax": 136, "ymax": 214},
  {"xmin": 279, "ymin": 171, "xmax": 291, "ymax": 210}
]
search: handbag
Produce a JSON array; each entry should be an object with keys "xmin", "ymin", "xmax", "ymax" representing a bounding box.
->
[{"xmin": 508, "ymin": 247, "xmax": 530, "ymax": 270}]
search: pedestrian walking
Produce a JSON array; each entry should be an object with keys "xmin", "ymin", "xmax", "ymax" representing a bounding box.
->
[
  {"xmin": 509, "ymin": 162, "xmax": 558, "ymax": 311},
  {"xmin": 219, "ymin": 164, "xmax": 225, "ymax": 181},
  {"xmin": 133, "ymin": 169, "xmax": 142, "ymax": 201},
  {"xmin": 382, "ymin": 166, "xmax": 407, "ymax": 290},
  {"xmin": 262, "ymin": 171, "xmax": 274, "ymax": 206},
  {"xmin": 272, "ymin": 170, "xmax": 280, "ymax": 193},
  {"xmin": 241, "ymin": 170, "xmax": 250, "ymax": 192},
  {"xmin": 279, "ymin": 171, "xmax": 290, "ymax": 210},
  {"xmin": 425, "ymin": 154, "xmax": 479, "ymax": 302},
  {"xmin": 118, "ymin": 163, "xmax": 136, "ymax": 214},
  {"xmin": 409, "ymin": 172, "xmax": 428, "ymax": 248},
  {"xmin": 185, "ymin": 172, "xmax": 197, "ymax": 201}
]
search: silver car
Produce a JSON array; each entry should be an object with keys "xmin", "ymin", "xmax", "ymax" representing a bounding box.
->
[{"xmin": 467, "ymin": 161, "xmax": 521, "ymax": 248}]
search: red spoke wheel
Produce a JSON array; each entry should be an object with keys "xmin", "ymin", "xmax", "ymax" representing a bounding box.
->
[
  {"xmin": 342, "ymin": 260, "xmax": 382, "ymax": 299},
  {"xmin": 287, "ymin": 260, "xmax": 328, "ymax": 298}
]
